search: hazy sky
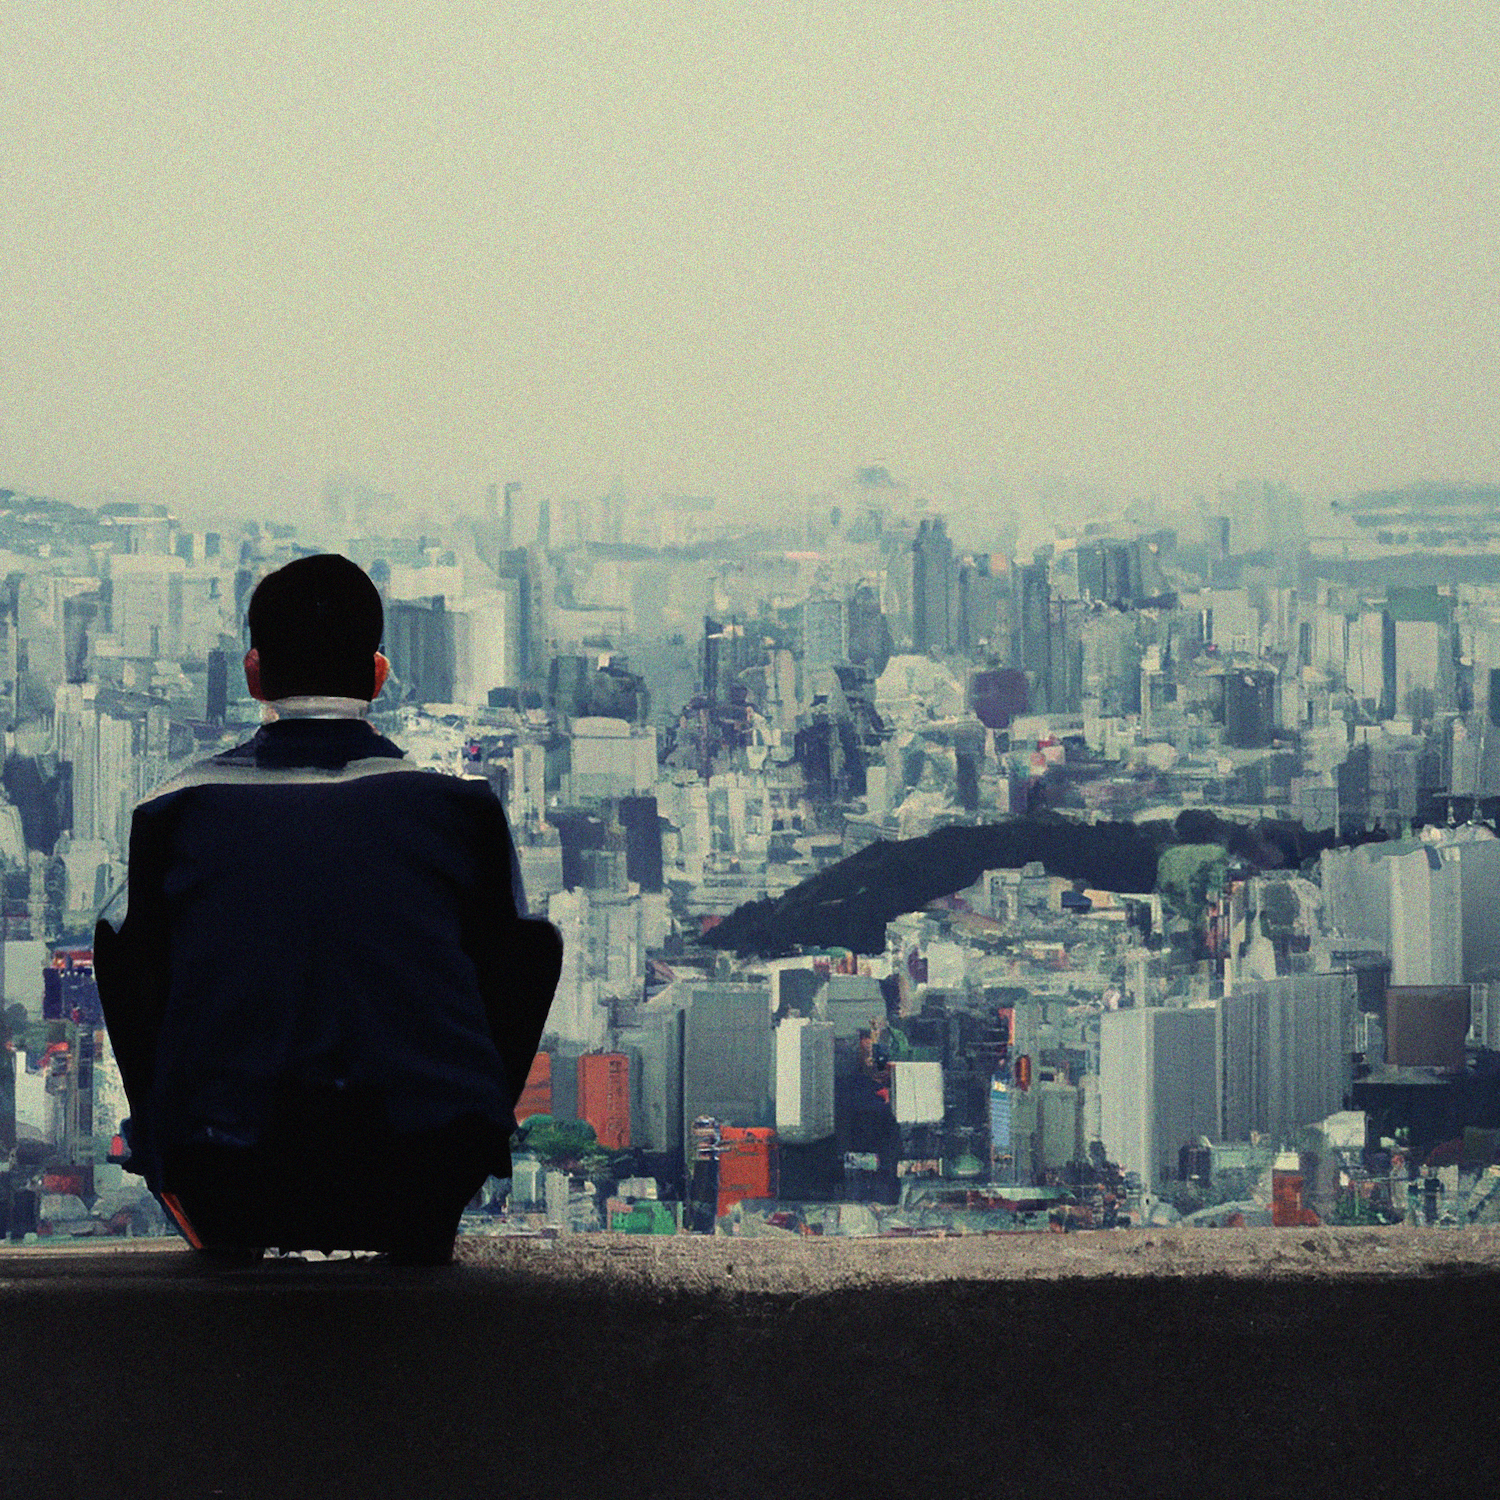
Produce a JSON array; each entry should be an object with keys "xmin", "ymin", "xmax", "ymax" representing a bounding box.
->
[{"xmin": 2, "ymin": 3, "xmax": 1496, "ymax": 517}]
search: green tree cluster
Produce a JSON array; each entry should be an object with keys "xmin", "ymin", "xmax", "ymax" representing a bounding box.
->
[
  {"xmin": 1156, "ymin": 844, "xmax": 1229, "ymax": 925},
  {"xmin": 512, "ymin": 1115, "xmax": 608, "ymax": 1175}
]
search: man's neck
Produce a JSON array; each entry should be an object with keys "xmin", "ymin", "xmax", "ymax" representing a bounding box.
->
[{"xmin": 264, "ymin": 696, "xmax": 371, "ymax": 722}]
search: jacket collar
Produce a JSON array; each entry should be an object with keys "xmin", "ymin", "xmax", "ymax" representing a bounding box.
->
[{"xmin": 264, "ymin": 695, "xmax": 372, "ymax": 721}]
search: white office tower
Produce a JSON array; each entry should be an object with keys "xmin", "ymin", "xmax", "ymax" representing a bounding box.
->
[
  {"xmin": 890, "ymin": 1060, "xmax": 944, "ymax": 1125},
  {"xmin": 3, "ymin": 939, "xmax": 49, "ymax": 1020},
  {"xmin": 543, "ymin": 885, "xmax": 664, "ymax": 1052},
  {"xmin": 1198, "ymin": 587, "xmax": 1258, "ymax": 656},
  {"xmin": 1322, "ymin": 828, "xmax": 1500, "ymax": 986},
  {"xmin": 448, "ymin": 587, "xmax": 521, "ymax": 705},
  {"xmin": 13, "ymin": 1050, "xmax": 51, "ymax": 1145},
  {"xmin": 53, "ymin": 688, "xmax": 170, "ymax": 858},
  {"xmin": 1320, "ymin": 841, "xmax": 1394, "ymax": 954},
  {"xmin": 775, "ymin": 1017, "xmax": 835, "ymax": 1143},
  {"xmin": 1099, "ymin": 1006, "xmax": 1218, "ymax": 1194},
  {"xmin": 1219, "ymin": 973, "xmax": 1356, "ymax": 1147},
  {"xmin": 15, "ymin": 575, "xmax": 63, "ymax": 680},
  {"xmin": 1390, "ymin": 833, "xmax": 1500, "ymax": 985},
  {"xmin": 0, "ymin": 804, "xmax": 24, "ymax": 874},
  {"xmin": 57, "ymin": 839, "xmax": 114, "ymax": 929},
  {"xmin": 1346, "ymin": 610, "xmax": 1388, "ymax": 711},
  {"xmin": 1393, "ymin": 616, "xmax": 1451, "ymax": 717},
  {"xmin": 542, "ymin": 888, "xmax": 610, "ymax": 1051},
  {"xmin": 1390, "ymin": 842, "xmax": 1463, "ymax": 984}
]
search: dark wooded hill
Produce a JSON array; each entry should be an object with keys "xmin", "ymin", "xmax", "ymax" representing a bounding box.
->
[{"xmin": 702, "ymin": 810, "xmax": 1388, "ymax": 958}]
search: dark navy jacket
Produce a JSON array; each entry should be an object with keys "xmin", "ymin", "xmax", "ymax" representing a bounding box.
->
[{"xmin": 98, "ymin": 716, "xmax": 546, "ymax": 1189}]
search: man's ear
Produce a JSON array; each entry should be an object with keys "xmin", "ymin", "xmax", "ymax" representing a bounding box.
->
[
  {"xmin": 244, "ymin": 649, "xmax": 267, "ymax": 702},
  {"xmin": 372, "ymin": 652, "xmax": 390, "ymax": 700}
]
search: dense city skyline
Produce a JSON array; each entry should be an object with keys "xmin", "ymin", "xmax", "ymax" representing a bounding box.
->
[{"xmin": 7, "ymin": 467, "xmax": 1500, "ymax": 1241}]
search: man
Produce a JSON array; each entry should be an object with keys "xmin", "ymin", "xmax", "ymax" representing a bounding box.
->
[{"xmin": 95, "ymin": 554, "xmax": 560, "ymax": 1262}]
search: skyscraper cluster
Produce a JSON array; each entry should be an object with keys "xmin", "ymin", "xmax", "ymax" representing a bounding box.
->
[{"xmin": 6, "ymin": 477, "xmax": 1500, "ymax": 1240}]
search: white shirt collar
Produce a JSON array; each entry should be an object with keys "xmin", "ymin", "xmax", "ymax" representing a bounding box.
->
[{"xmin": 263, "ymin": 695, "xmax": 371, "ymax": 722}]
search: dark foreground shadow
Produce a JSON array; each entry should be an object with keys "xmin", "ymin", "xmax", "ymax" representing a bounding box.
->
[{"xmin": 2, "ymin": 1247, "xmax": 1497, "ymax": 1498}]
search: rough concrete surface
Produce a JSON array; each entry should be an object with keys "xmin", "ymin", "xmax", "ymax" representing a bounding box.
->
[
  {"xmin": 3, "ymin": 1229, "xmax": 1499, "ymax": 1498},
  {"xmin": 456, "ymin": 1220, "xmax": 1500, "ymax": 1289}
]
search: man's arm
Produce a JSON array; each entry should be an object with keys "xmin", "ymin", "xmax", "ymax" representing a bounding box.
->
[
  {"xmin": 93, "ymin": 799, "xmax": 176, "ymax": 1115},
  {"xmin": 461, "ymin": 786, "xmax": 562, "ymax": 1104}
]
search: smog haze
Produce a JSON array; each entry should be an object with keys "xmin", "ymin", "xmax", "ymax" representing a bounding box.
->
[{"xmin": 2, "ymin": 2, "xmax": 1496, "ymax": 519}]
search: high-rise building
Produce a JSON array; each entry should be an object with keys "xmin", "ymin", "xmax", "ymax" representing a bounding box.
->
[
  {"xmin": 1099, "ymin": 1005, "xmax": 1218, "ymax": 1193},
  {"xmin": 1387, "ymin": 585, "xmax": 1456, "ymax": 721},
  {"xmin": 617, "ymin": 997, "xmax": 685, "ymax": 1161},
  {"xmin": 1324, "ymin": 829, "xmax": 1500, "ymax": 986},
  {"xmin": 450, "ymin": 586, "xmax": 522, "ymax": 706},
  {"xmin": 1225, "ymin": 669, "xmax": 1277, "ymax": 749},
  {"xmin": 775, "ymin": 1016, "xmax": 835, "ymax": 1143},
  {"xmin": 108, "ymin": 553, "xmax": 187, "ymax": 659},
  {"xmin": 492, "ymin": 548, "xmax": 538, "ymax": 682},
  {"xmin": 1219, "ymin": 974, "xmax": 1355, "ymax": 1146},
  {"xmin": 989, "ymin": 1074, "xmax": 1039, "ymax": 1186},
  {"xmin": 1015, "ymin": 561, "xmax": 1053, "ymax": 709},
  {"xmin": 1037, "ymin": 1081, "xmax": 1083, "ymax": 1173},
  {"xmin": 802, "ymin": 595, "xmax": 846, "ymax": 675},
  {"xmin": 54, "ymin": 688, "xmax": 169, "ymax": 857},
  {"xmin": 911, "ymin": 518, "xmax": 955, "ymax": 655},
  {"xmin": 578, "ymin": 1052, "xmax": 630, "ymax": 1151},
  {"xmin": 384, "ymin": 597, "xmax": 456, "ymax": 703},
  {"xmin": 618, "ymin": 795, "xmax": 664, "ymax": 893},
  {"xmin": 569, "ymin": 718, "xmax": 657, "ymax": 800},
  {"xmin": 954, "ymin": 556, "xmax": 1007, "ymax": 652},
  {"xmin": 205, "ymin": 649, "xmax": 228, "ymax": 724},
  {"xmin": 846, "ymin": 581, "xmax": 892, "ymax": 676},
  {"xmin": 1077, "ymin": 541, "xmax": 1141, "ymax": 608},
  {"xmin": 682, "ymin": 982, "xmax": 773, "ymax": 1160}
]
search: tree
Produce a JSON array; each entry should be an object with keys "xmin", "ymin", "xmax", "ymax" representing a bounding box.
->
[
  {"xmin": 512, "ymin": 1115, "xmax": 608, "ymax": 1176},
  {"xmin": 1156, "ymin": 844, "xmax": 1229, "ymax": 925}
]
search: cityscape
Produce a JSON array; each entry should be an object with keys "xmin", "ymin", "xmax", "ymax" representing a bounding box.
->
[
  {"xmin": 5, "ymin": 12, "xmax": 1499, "ymax": 1495},
  {"xmin": 5, "ymin": 473, "xmax": 1500, "ymax": 1247}
]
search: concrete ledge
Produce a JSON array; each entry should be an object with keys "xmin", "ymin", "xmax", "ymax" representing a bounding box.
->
[
  {"xmin": 455, "ymin": 1221, "xmax": 1500, "ymax": 1289},
  {"xmin": 3, "ymin": 1231, "xmax": 1498, "ymax": 1498}
]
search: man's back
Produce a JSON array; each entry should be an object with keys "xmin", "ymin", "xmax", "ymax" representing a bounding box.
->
[
  {"xmin": 101, "ymin": 715, "xmax": 552, "ymax": 1255},
  {"xmin": 138, "ymin": 721, "xmax": 517, "ymax": 1143}
]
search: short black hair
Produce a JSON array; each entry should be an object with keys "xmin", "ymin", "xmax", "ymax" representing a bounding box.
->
[{"xmin": 247, "ymin": 554, "xmax": 384, "ymax": 701}]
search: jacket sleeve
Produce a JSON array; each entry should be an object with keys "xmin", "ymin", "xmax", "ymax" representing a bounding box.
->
[
  {"xmin": 93, "ymin": 799, "xmax": 176, "ymax": 1116},
  {"xmin": 461, "ymin": 787, "xmax": 562, "ymax": 1105}
]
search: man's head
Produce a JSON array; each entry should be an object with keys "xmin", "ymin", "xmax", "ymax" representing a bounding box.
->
[{"xmin": 245, "ymin": 554, "xmax": 388, "ymax": 703}]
